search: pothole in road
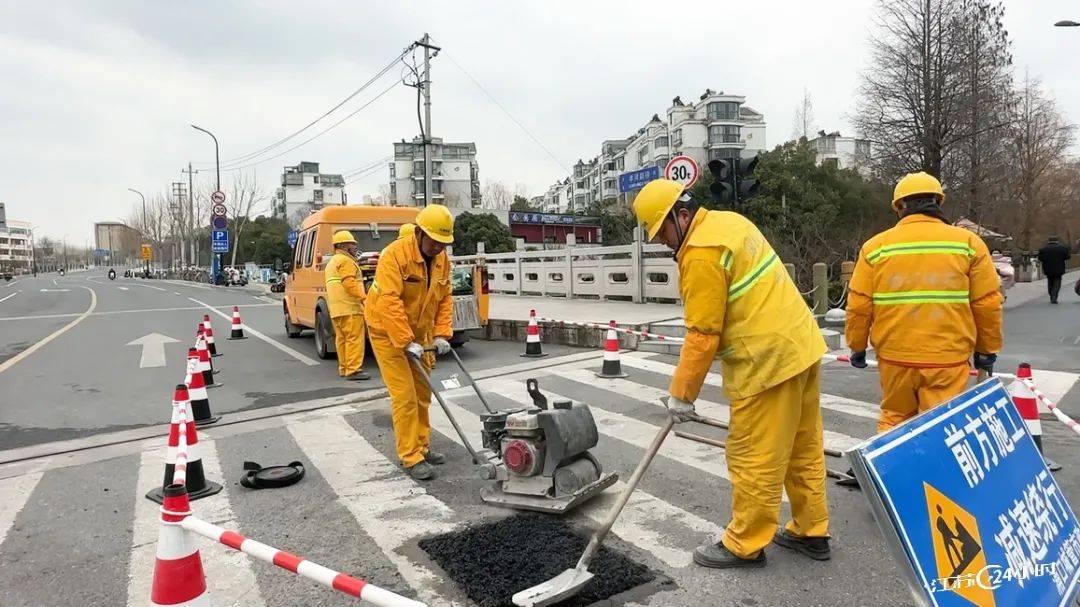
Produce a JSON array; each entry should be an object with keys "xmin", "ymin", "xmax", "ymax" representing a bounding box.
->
[{"xmin": 418, "ymin": 513, "xmax": 662, "ymax": 607}]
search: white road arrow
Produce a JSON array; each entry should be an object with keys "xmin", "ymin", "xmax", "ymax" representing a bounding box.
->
[
  {"xmin": 40, "ymin": 289, "xmax": 71, "ymax": 292},
  {"xmin": 126, "ymin": 332, "xmax": 180, "ymax": 368}
]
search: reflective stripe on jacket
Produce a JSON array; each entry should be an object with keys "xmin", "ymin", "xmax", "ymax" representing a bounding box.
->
[
  {"xmin": 364, "ymin": 234, "xmax": 453, "ymax": 348},
  {"xmin": 325, "ymin": 252, "xmax": 364, "ymax": 318},
  {"xmin": 670, "ymin": 209, "xmax": 826, "ymax": 402},
  {"xmin": 845, "ymin": 214, "xmax": 1003, "ymax": 366}
]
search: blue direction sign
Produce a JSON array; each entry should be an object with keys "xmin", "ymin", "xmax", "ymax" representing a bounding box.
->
[
  {"xmin": 618, "ymin": 165, "xmax": 660, "ymax": 193},
  {"xmin": 211, "ymin": 229, "xmax": 229, "ymax": 253},
  {"xmin": 850, "ymin": 379, "xmax": 1080, "ymax": 606},
  {"xmin": 287, "ymin": 230, "xmax": 298, "ymax": 248}
]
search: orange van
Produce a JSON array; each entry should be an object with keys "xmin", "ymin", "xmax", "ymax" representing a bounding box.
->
[{"xmin": 282, "ymin": 205, "xmax": 489, "ymax": 358}]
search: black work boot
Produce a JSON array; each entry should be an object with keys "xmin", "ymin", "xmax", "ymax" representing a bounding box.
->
[
  {"xmin": 773, "ymin": 528, "xmax": 831, "ymax": 561},
  {"xmin": 406, "ymin": 461, "xmax": 435, "ymax": 480},
  {"xmin": 424, "ymin": 451, "xmax": 446, "ymax": 465},
  {"xmin": 692, "ymin": 541, "xmax": 766, "ymax": 569},
  {"xmin": 344, "ymin": 371, "xmax": 371, "ymax": 381}
]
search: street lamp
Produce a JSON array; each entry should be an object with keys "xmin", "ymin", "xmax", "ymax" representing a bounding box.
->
[
  {"xmin": 1055, "ymin": 20, "xmax": 1080, "ymax": 27},
  {"xmin": 128, "ymin": 187, "xmax": 149, "ymax": 277},
  {"xmin": 191, "ymin": 124, "xmax": 222, "ymax": 280}
]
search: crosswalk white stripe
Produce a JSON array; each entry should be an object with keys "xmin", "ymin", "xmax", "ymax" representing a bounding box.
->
[
  {"xmin": 619, "ymin": 353, "xmax": 880, "ymax": 421},
  {"xmin": 431, "ymin": 389, "xmax": 724, "ymax": 568},
  {"xmin": 286, "ymin": 416, "xmax": 458, "ymax": 606},
  {"xmin": 0, "ymin": 470, "xmax": 43, "ymax": 547},
  {"xmin": 127, "ymin": 442, "xmax": 264, "ymax": 607}
]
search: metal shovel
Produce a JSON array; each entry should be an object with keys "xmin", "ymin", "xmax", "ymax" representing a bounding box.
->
[{"xmin": 512, "ymin": 416, "xmax": 675, "ymax": 607}]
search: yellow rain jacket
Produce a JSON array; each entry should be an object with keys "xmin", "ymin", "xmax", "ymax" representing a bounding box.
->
[
  {"xmin": 670, "ymin": 209, "xmax": 827, "ymax": 402},
  {"xmin": 365, "ymin": 235, "xmax": 454, "ymax": 347},
  {"xmin": 845, "ymin": 215, "xmax": 1003, "ymax": 365},
  {"xmin": 325, "ymin": 251, "xmax": 365, "ymax": 318}
]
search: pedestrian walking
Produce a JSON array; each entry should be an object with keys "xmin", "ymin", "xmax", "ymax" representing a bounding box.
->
[
  {"xmin": 1037, "ymin": 236, "xmax": 1071, "ymax": 304},
  {"xmin": 991, "ymin": 249, "xmax": 1015, "ymax": 301},
  {"xmin": 325, "ymin": 231, "xmax": 370, "ymax": 381},
  {"xmin": 845, "ymin": 172, "xmax": 1003, "ymax": 435},
  {"xmin": 365, "ymin": 205, "xmax": 455, "ymax": 481},
  {"xmin": 633, "ymin": 179, "xmax": 831, "ymax": 569}
]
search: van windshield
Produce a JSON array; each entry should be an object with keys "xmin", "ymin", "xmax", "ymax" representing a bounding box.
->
[{"xmin": 346, "ymin": 229, "xmax": 395, "ymax": 255}]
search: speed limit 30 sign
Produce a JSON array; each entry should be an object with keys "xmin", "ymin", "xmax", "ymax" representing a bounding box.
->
[{"xmin": 665, "ymin": 155, "xmax": 700, "ymax": 188}]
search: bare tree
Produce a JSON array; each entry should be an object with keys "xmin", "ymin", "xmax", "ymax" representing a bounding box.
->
[
  {"xmin": 791, "ymin": 88, "xmax": 815, "ymax": 141},
  {"xmin": 226, "ymin": 171, "xmax": 268, "ymax": 266},
  {"xmin": 480, "ymin": 181, "xmax": 513, "ymax": 210}
]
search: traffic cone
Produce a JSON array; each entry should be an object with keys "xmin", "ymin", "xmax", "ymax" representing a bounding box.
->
[
  {"xmin": 146, "ymin": 384, "xmax": 222, "ymax": 503},
  {"xmin": 520, "ymin": 309, "xmax": 547, "ymax": 358},
  {"xmin": 1010, "ymin": 363, "xmax": 1061, "ymax": 471},
  {"xmin": 202, "ymin": 315, "xmax": 221, "ymax": 357},
  {"xmin": 195, "ymin": 329, "xmax": 219, "ymax": 385},
  {"xmin": 195, "ymin": 326, "xmax": 217, "ymax": 375},
  {"xmin": 149, "ymin": 484, "xmax": 214, "ymax": 606},
  {"xmin": 185, "ymin": 351, "xmax": 220, "ymax": 426},
  {"xmin": 596, "ymin": 320, "xmax": 629, "ymax": 378},
  {"xmin": 227, "ymin": 306, "xmax": 246, "ymax": 340}
]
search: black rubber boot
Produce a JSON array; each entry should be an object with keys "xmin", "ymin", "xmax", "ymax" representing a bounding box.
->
[
  {"xmin": 407, "ymin": 461, "xmax": 435, "ymax": 480},
  {"xmin": 425, "ymin": 451, "xmax": 446, "ymax": 465},
  {"xmin": 692, "ymin": 541, "xmax": 766, "ymax": 569},
  {"xmin": 773, "ymin": 528, "xmax": 831, "ymax": 561},
  {"xmin": 344, "ymin": 371, "xmax": 371, "ymax": 381}
]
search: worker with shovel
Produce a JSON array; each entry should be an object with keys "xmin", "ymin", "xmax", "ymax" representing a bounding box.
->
[
  {"xmin": 366, "ymin": 204, "xmax": 456, "ymax": 481},
  {"xmin": 635, "ymin": 179, "xmax": 831, "ymax": 568}
]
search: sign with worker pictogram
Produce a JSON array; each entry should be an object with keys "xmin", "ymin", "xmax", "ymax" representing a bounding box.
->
[
  {"xmin": 141, "ymin": 244, "xmax": 152, "ymax": 260},
  {"xmin": 211, "ymin": 190, "xmax": 226, "ymax": 205},
  {"xmin": 664, "ymin": 155, "xmax": 700, "ymax": 188},
  {"xmin": 849, "ymin": 379, "xmax": 1080, "ymax": 606}
]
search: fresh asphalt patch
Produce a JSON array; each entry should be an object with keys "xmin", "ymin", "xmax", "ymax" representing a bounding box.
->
[{"xmin": 418, "ymin": 513, "xmax": 662, "ymax": 607}]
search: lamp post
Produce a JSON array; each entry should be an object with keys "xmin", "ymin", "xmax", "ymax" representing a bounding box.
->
[
  {"xmin": 191, "ymin": 124, "xmax": 222, "ymax": 280},
  {"xmin": 128, "ymin": 187, "xmax": 149, "ymax": 277}
]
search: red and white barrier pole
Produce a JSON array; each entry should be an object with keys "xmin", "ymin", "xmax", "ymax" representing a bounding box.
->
[
  {"xmin": 537, "ymin": 317, "xmax": 683, "ymax": 342},
  {"xmin": 1025, "ymin": 378, "xmax": 1080, "ymax": 438},
  {"xmin": 180, "ymin": 517, "xmax": 426, "ymax": 607}
]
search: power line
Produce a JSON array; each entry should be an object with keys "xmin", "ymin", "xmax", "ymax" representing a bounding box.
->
[
  {"xmin": 443, "ymin": 51, "xmax": 569, "ymax": 174},
  {"xmin": 344, "ymin": 162, "xmax": 388, "ymax": 186},
  {"xmin": 343, "ymin": 156, "xmax": 392, "ymax": 179}
]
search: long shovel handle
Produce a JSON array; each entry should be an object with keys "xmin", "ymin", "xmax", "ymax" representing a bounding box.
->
[
  {"xmin": 410, "ymin": 357, "xmax": 482, "ymax": 462},
  {"xmin": 575, "ymin": 416, "xmax": 675, "ymax": 570}
]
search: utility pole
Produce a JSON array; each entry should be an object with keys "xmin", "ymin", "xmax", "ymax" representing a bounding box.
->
[
  {"xmin": 171, "ymin": 181, "xmax": 187, "ymax": 266},
  {"xmin": 415, "ymin": 33, "xmax": 440, "ymax": 207},
  {"xmin": 183, "ymin": 163, "xmax": 199, "ymax": 267}
]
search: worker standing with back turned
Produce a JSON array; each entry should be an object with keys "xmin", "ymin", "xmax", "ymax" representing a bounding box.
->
[
  {"xmin": 633, "ymin": 179, "xmax": 831, "ymax": 569},
  {"xmin": 366, "ymin": 205, "xmax": 455, "ymax": 481},
  {"xmin": 845, "ymin": 172, "xmax": 1002, "ymax": 438},
  {"xmin": 325, "ymin": 231, "xmax": 370, "ymax": 381}
]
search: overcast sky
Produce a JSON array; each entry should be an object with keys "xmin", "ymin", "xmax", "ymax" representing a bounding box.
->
[{"xmin": 2, "ymin": 0, "xmax": 1077, "ymax": 244}]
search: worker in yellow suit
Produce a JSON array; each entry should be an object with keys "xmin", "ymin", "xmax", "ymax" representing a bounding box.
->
[
  {"xmin": 846, "ymin": 172, "xmax": 1002, "ymax": 434},
  {"xmin": 366, "ymin": 205, "xmax": 455, "ymax": 480},
  {"xmin": 325, "ymin": 231, "xmax": 369, "ymax": 381},
  {"xmin": 634, "ymin": 179, "xmax": 830, "ymax": 568}
]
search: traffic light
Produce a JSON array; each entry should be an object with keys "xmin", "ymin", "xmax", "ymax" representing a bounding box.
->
[{"xmin": 707, "ymin": 155, "xmax": 760, "ymax": 206}]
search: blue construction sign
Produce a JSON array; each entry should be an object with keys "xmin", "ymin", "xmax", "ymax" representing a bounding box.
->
[
  {"xmin": 211, "ymin": 229, "xmax": 229, "ymax": 253},
  {"xmin": 287, "ymin": 230, "xmax": 298, "ymax": 248},
  {"xmin": 850, "ymin": 379, "xmax": 1080, "ymax": 606},
  {"xmin": 618, "ymin": 166, "xmax": 660, "ymax": 193}
]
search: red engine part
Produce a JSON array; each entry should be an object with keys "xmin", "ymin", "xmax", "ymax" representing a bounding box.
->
[{"xmin": 503, "ymin": 439, "xmax": 539, "ymax": 476}]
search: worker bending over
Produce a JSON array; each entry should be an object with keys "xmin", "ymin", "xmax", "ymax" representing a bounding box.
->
[
  {"xmin": 846, "ymin": 172, "xmax": 1002, "ymax": 434},
  {"xmin": 634, "ymin": 179, "xmax": 831, "ymax": 569},
  {"xmin": 366, "ymin": 205, "xmax": 455, "ymax": 481},
  {"xmin": 325, "ymin": 231, "xmax": 369, "ymax": 381}
]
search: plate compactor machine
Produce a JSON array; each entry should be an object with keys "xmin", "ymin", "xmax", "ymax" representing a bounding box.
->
[{"xmin": 413, "ymin": 351, "xmax": 617, "ymax": 514}]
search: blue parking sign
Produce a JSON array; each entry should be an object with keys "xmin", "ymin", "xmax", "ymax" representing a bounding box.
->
[
  {"xmin": 850, "ymin": 379, "xmax": 1080, "ymax": 606},
  {"xmin": 211, "ymin": 229, "xmax": 229, "ymax": 253}
]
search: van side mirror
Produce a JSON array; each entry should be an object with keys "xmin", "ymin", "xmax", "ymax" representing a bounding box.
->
[
  {"xmin": 274, "ymin": 258, "xmax": 283, "ymax": 272},
  {"xmin": 282, "ymin": 261, "xmax": 292, "ymax": 273}
]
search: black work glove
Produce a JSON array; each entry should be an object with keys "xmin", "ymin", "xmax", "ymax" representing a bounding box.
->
[
  {"xmin": 849, "ymin": 350, "xmax": 868, "ymax": 369},
  {"xmin": 973, "ymin": 352, "xmax": 996, "ymax": 373}
]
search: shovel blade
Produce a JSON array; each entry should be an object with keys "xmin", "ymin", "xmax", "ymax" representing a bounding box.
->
[{"xmin": 511, "ymin": 567, "xmax": 594, "ymax": 607}]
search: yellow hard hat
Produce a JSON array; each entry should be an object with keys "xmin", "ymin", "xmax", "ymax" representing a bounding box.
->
[
  {"xmin": 415, "ymin": 204, "xmax": 454, "ymax": 244},
  {"xmin": 892, "ymin": 172, "xmax": 945, "ymax": 211},
  {"xmin": 332, "ymin": 230, "xmax": 357, "ymax": 245},
  {"xmin": 398, "ymin": 223, "xmax": 415, "ymax": 239},
  {"xmin": 633, "ymin": 179, "xmax": 686, "ymax": 241}
]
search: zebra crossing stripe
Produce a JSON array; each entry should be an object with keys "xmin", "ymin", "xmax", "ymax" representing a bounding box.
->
[
  {"xmin": 286, "ymin": 415, "xmax": 453, "ymax": 606},
  {"xmin": 0, "ymin": 469, "xmax": 43, "ymax": 547},
  {"xmin": 432, "ymin": 388, "xmax": 725, "ymax": 568}
]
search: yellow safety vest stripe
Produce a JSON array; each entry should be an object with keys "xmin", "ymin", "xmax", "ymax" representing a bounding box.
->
[
  {"xmin": 865, "ymin": 241, "xmax": 975, "ymax": 264},
  {"xmin": 872, "ymin": 290, "xmax": 970, "ymax": 305},
  {"xmin": 728, "ymin": 251, "xmax": 779, "ymax": 302}
]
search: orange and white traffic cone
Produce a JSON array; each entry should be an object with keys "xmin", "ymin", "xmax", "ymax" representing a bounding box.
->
[
  {"xmin": 202, "ymin": 315, "xmax": 220, "ymax": 357},
  {"xmin": 520, "ymin": 309, "xmax": 547, "ymax": 358},
  {"xmin": 596, "ymin": 320, "xmax": 629, "ymax": 378},
  {"xmin": 148, "ymin": 384, "xmax": 222, "ymax": 503},
  {"xmin": 227, "ymin": 306, "xmax": 246, "ymax": 340},
  {"xmin": 150, "ymin": 484, "xmax": 215, "ymax": 606},
  {"xmin": 1010, "ymin": 363, "xmax": 1061, "ymax": 471},
  {"xmin": 185, "ymin": 351, "xmax": 220, "ymax": 426}
]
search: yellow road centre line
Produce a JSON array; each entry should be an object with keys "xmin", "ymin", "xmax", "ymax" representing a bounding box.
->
[{"xmin": 0, "ymin": 286, "xmax": 97, "ymax": 375}]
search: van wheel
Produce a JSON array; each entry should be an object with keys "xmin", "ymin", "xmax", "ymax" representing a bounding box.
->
[
  {"xmin": 284, "ymin": 306, "xmax": 303, "ymax": 338},
  {"xmin": 314, "ymin": 309, "xmax": 335, "ymax": 360}
]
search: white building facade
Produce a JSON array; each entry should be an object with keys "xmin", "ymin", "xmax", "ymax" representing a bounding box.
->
[
  {"xmin": 806, "ymin": 131, "xmax": 871, "ymax": 174},
  {"xmin": 274, "ymin": 161, "xmax": 347, "ymax": 227},
  {"xmin": 0, "ymin": 219, "xmax": 33, "ymax": 273},
  {"xmin": 389, "ymin": 137, "xmax": 480, "ymax": 209}
]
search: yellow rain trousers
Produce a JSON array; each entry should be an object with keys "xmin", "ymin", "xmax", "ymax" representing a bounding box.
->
[
  {"xmin": 667, "ymin": 209, "xmax": 830, "ymax": 559},
  {"xmin": 723, "ymin": 362, "xmax": 830, "ymax": 558},
  {"xmin": 876, "ymin": 362, "xmax": 970, "ymax": 432},
  {"xmin": 332, "ymin": 314, "xmax": 365, "ymax": 377},
  {"xmin": 370, "ymin": 334, "xmax": 435, "ymax": 466}
]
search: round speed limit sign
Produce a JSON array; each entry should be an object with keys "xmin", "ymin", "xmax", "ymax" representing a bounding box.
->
[{"xmin": 665, "ymin": 155, "xmax": 700, "ymax": 188}]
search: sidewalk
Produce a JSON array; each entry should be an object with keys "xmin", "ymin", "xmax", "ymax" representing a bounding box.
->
[
  {"xmin": 489, "ymin": 295, "xmax": 684, "ymax": 325},
  {"xmin": 1004, "ymin": 269, "xmax": 1078, "ymax": 309}
]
